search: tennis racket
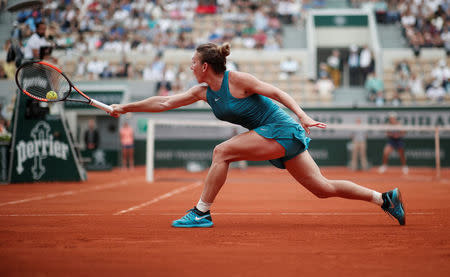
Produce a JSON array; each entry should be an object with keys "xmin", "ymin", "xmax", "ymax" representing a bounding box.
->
[{"xmin": 15, "ymin": 60, "xmax": 113, "ymax": 113}]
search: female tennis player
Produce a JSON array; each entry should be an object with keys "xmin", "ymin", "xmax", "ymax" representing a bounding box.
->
[{"xmin": 110, "ymin": 42, "xmax": 405, "ymax": 227}]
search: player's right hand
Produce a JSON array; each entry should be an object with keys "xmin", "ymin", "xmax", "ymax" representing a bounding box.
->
[{"xmin": 109, "ymin": 104, "xmax": 125, "ymax": 117}]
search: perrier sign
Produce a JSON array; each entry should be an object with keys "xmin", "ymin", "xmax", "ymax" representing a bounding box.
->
[
  {"xmin": 15, "ymin": 120, "xmax": 71, "ymax": 180},
  {"xmin": 8, "ymin": 92, "xmax": 86, "ymax": 183}
]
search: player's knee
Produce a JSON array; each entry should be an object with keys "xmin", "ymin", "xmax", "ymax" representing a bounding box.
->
[
  {"xmin": 305, "ymin": 178, "xmax": 336, "ymax": 198},
  {"xmin": 314, "ymin": 189, "xmax": 334, "ymax": 199},
  {"xmin": 212, "ymin": 144, "xmax": 231, "ymax": 163}
]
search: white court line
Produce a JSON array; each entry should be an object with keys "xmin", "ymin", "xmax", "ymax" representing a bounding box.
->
[
  {"xmin": 0, "ymin": 178, "xmax": 137, "ymax": 207},
  {"xmin": 280, "ymin": 212, "xmax": 433, "ymax": 216},
  {"xmin": 0, "ymin": 214, "xmax": 97, "ymax": 217},
  {"xmin": 114, "ymin": 181, "xmax": 202, "ymax": 215}
]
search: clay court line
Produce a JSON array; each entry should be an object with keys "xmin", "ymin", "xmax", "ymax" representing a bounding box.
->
[
  {"xmin": 114, "ymin": 181, "xmax": 202, "ymax": 215},
  {"xmin": 0, "ymin": 177, "xmax": 141, "ymax": 207}
]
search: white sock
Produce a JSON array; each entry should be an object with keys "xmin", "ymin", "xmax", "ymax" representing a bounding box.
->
[
  {"xmin": 196, "ymin": 199, "xmax": 212, "ymax": 213},
  {"xmin": 371, "ymin": 191, "xmax": 383, "ymax": 206}
]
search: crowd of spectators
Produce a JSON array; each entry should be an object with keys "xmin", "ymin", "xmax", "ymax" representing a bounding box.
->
[
  {"xmin": 7, "ymin": 0, "xmax": 321, "ymax": 56},
  {"xmin": 2, "ymin": 0, "xmax": 449, "ymax": 105},
  {"xmin": 3, "ymin": 0, "xmax": 329, "ymax": 85},
  {"xmin": 351, "ymin": 0, "xmax": 449, "ymax": 55},
  {"xmin": 392, "ymin": 57, "xmax": 450, "ymax": 103},
  {"xmin": 365, "ymin": 57, "xmax": 450, "ymax": 106}
]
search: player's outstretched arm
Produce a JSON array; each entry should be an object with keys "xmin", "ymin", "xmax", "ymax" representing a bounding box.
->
[{"xmin": 110, "ymin": 85, "xmax": 206, "ymax": 117}]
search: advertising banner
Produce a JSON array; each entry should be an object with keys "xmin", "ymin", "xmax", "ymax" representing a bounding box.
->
[{"xmin": 8, "ymin": 91, "xmax": 86, "ymax": 183}]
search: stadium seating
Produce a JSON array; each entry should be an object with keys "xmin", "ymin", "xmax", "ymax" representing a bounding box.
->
[{"xmin": 2, "ymin": 1, "xmax": 449, "ymax": 106}]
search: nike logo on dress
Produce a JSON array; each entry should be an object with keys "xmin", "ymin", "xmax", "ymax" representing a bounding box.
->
[
  {"xmin": 214, "ymin": 98, "xmax": 220, "ymax": 102},
  {"xmin": 195, "ymin": 215, "xmax": 210, "ymax": 221}
]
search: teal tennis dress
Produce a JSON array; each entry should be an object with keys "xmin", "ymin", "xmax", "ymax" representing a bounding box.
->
[{"xmin": 206, "ymin": 71, "xmax": 310, "ymax": 169}]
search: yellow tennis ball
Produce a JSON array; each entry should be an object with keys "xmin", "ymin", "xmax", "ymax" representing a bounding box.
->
[{"xmin": 46, "ymin": 90, "xmax": 58, "ymax": 100}]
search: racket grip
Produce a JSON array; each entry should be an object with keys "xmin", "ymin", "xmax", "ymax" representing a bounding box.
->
[{"xmin": 90, "ymin": 99, "xmax": 113, "ymax": 113}]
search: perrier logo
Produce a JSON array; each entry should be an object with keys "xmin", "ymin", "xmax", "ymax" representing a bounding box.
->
[{"xmin": 16, "ymin": 121, "xmax": 70, "ymax": 180}]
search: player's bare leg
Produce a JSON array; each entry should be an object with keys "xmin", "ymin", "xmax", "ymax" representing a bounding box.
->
[
  {"xmin": 200, "ymin": 131, "xmax": 285, "ymax": 204},
  {"xmin": 285, "ymin": 151, "xmax": 405, "ymax": 225},
  {"xmin": 285, "ymin": 151, "xmax": 381, "ymax": 204},
  {"xmin": 172, "ymin": 131, "xmax": 284, "ymax": 228}
]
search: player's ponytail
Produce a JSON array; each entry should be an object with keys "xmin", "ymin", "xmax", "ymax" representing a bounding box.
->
[{"xmin": 218, "ymin": 43, "xmax": 231, "ymax": 58}]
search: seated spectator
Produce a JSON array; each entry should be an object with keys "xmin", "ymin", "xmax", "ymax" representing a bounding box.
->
[
  {"xmin": 253, "ymin": 29, "xmax": 267, "ymax": 49},
  {"xmin": 99, "ymin": 62, "xmax": 113, "ymax": 79},
  {"xmin": 391, "ymin": 92, "xmax": 402, "ymax": 107},
  {"xmin": 431, "ymin": 59, "xmax": 450, "ymax": 84},
  {"xmin": 408, "ymin": 73, "xmax": 426, "ymax": 100},
  {"xmin": 374, "ymin": 90, "xmax": 385, "ymax": 107},
  {"xmin": 315, "ymin": 72, "xmax": 335, "ymax": 98},
  {"xmin": 395, "ymin": 59, "xmax": 411, "ymax": 77},
  {"xmin": 86, "ymin": 57, "xmax": 107, "ymax": 80},
  {"xmin": 426, "ymin": 80, "xmax": 446, "ymax": 102},
  {"xmin": 395, "ymin": 71, "xmax": 410, "ymax": 95},
  {"xmin": 264, "ymin": 35, "xmax": 280, "ymax": 51},
  {"xmin": 144, "ymin": 53, "xmax": 165, "ymax": 81},
  {"xmin": 279, "ymin": 56, "xmax": 299, "ymax": 79},
  {"xmin": 318, "ymin": 62, "xmax": 330, "ymax": 79},
  {"xmin": 365, "ymin": 72, "xmax": 384, "ymax": 101}
]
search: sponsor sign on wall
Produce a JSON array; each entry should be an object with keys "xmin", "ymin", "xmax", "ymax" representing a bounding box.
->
[{"xmin": 10, "ymin": 118, "xmax": 85, "ymax": 182}]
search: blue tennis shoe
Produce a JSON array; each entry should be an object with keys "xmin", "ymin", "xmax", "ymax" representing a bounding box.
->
[
  {"xmin": 172, "ymin": 207, "xmax": 213, "ymax": 228},
  {"xmin": 381, "ymin": 188, "xmax": 405, "ymax": 225}
]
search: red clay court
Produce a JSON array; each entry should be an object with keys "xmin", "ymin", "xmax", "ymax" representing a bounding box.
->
[{"xmin": 0, "ymin": 166, "xmax": 449, "ymax": 276}]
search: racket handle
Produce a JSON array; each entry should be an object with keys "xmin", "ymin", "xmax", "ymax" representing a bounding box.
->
[{"xmin": 90, "ymin": 99, "xmax": 113, "ymax": 113}]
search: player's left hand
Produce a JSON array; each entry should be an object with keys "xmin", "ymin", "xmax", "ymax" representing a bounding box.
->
[{"xmin": 300, "ymin": 117, "xmax": 327, "ymax": 135}]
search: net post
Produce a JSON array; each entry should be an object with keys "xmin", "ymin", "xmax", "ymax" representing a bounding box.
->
[
  {"xmin": 435, "ymin": 127, "xmax": 441, "ymax": 179},
  {"xmin": 146, "ymin": 119, "xmax": 155, "ymax": 183}
]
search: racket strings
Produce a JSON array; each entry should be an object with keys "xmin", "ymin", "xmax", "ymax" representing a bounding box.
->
[{"xmin": 18, "ymin": 63, "xmax": 71, "ymax": 101}]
